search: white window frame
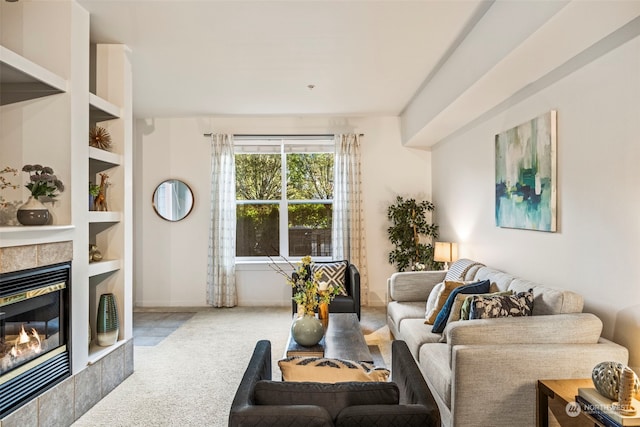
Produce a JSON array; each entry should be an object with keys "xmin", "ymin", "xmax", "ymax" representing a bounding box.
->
[{"xmin": 234, "ymin": 137, "xmax": 334, "ymax": 262}]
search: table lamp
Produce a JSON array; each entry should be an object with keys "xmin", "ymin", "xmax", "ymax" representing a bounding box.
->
[{"xmin": 434, "ymin": 242, "xmax": 458, "ymax": 270}]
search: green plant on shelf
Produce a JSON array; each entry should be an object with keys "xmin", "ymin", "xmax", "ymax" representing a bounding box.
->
[{"xmin": 89, "ymin": 183, "xmax": 100, "ymax": 197}]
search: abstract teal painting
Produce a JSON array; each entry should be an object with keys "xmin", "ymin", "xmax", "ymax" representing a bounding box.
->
[{"xmin": 495, "ymin": 111, "xmax": 557, "ymax": 232}]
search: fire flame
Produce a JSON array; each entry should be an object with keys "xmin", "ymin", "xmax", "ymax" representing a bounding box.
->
[{"xmin": 10, "ymin": 325, "xmax": 42, "ymax": 358}]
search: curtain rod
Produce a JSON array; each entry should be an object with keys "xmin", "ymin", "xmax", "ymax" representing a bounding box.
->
[{"xmin": 202, "ymin": 133, "xmax": 364, "ymax": 138}]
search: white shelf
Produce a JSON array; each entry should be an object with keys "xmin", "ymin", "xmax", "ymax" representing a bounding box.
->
[
  {"xmin": 88, "ymin": 259, "xmax": 121, "ymax": 277},
  {"xmin": 0, "ymin": 225, "xmax": 75, "ymax": 247},
  {"xmin": 88, "ymin": 211, "xmax": 122, "ymax": 223},
  {"xmin": 89, "ymin": 93, "xmax": 120, "ymax": 121},
  {"xmin": 87, "ymin": 339, "xmax": 127, "ymax": 365},
  {"xmin": 89, "ymin": 146, "xmax": 122, "ymax": 167},
  {"xmin": 0, "ymin": 45, "xmax": 67, "ymax": 105}
]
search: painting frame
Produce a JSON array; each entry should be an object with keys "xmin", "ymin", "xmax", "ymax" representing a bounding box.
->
[{"xmin": 495, "ymin": 110, "xmax": 557, "ymax": 232}]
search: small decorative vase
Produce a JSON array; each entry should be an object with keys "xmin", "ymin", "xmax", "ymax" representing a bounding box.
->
[
  {"xmin": 17, "ymin": 196, "xmax": 50, "ymax": 226},
  {"xmin": 318, "ymin": 302, "xmax": 329, "ymax": 329},
  {"xmin": 97, "ymin": 293, "xmax": 119, "ymax": 346},
  {"xmin": 89, "ymin": 194, "xmax": 95, "ymax": 211},
  {"xmin": 291, "ymin": 314, "xmax": 324, "ymax": 347}
]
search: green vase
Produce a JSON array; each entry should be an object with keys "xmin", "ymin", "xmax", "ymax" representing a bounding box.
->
[
  {"xmin": 291, "ymin": 314, "xmax": 323, "ymax": 347},
  {"xmin": 97, "ymin": 293, "xmax": 119, "ymax": 346}
]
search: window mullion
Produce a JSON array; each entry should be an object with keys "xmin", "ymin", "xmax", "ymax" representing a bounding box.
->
[{"xmin": 279, "ymin": 141, "xmax": 289, "ymax": 257}]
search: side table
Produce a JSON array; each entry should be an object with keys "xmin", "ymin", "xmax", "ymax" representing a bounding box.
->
[{"xmin": 537, "ymin": 379, "xmax": 605, "ymax": 427}]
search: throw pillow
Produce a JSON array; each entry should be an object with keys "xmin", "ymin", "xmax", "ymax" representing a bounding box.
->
[
  {"xmin": 312, "ymin": 261, "xmax": 349, "ymax": 296},
  {"xmin": 278, "ymin": 356, "xmax": 390, "ymax": 383},
  {"xmin": 445, "ymin": 293, "xmax": 474, "ymax": 325},
  {"xmin": 425, "ymin": 280, "xmax": 472, "ymax": 324},
  {"xmin": 425, "ymin": 282, "xmax": 444, "ymax": 320},
  {"xmin": 468, "ymin": 289, "xmax": 534, "ymax": 320},
  {"xmin": 431, "ymin": 280, "xmax": 491, "ymax": 333},
  {"xmin": 460, "ymin": 290, "xmax": 513, "ymax": 320},
  {"xmin": 254, "ymin": 380, "xmax": 399, "ymax": 420}
]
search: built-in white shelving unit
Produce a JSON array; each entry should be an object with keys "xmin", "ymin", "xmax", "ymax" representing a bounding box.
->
[
  {"xmin": 0, "ymin": 2, "xmax": 133, "ymax": 423},
  {"xmin": 86, "ymin": 44, "xmax": 131, "ymax": 362}
]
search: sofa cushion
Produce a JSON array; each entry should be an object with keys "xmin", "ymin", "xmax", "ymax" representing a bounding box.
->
[
  {"xmin": 431, "ymin": 280, "xmax": 491, "ymax": 333},
  {"xmin": 278, "ymin": 357, "xmax": 390, "ymax": 383},
  {"xmin": 508, "ymin": 278, "xmax": 584, "ymax": 314},
  {"xmin": 254, "ymin": 380, "xmax": 399, "ymax": 420},
  {"xmin": 387, "ymin": 301, "xmax": 425, "ymax": 338},
  {"xmin": 468, "ymin": 290, "xmax": 534, "ymax": 320},
  {"xmin": 335, "ymin": 404, "xmax": 434, "ymax": 427},
  {"xmin": 445, "ymin": 313, "xmax": 605, "ymax": 346},
  {"xmin": 398, "ymin": 318, "xmax": 442, "ymax": 359},
  {"xmin": 312, "ymin": 260, "xmax": 349, "ymax": 296},
  {"xmin": 471, "ymin": 267, "xmax": 516, "ymax": 291}
]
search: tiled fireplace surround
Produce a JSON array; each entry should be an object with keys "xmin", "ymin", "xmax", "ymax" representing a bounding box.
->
[{"xmin": 0, "ymin": 241, "xmax": 133, "ymax": 427}]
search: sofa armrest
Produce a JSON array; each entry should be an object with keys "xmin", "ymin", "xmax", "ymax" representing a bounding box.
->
[
  {"xmin": 444, "ymin": 313, "xmax": 604, "ymax": 347},
  {"xmin": 229, "ymin": 340, "xmax": 273, "ymax": 426},
  {"xmin": 388, "ymin": 271, "xmax": 446, "ymax": 302},
  {"xmin": 347, "ymin": 263, "xmax": 361, "ymax": 319},
  {"xmin": 449, "ymin": 342, "xmax": 629, "ymax": 426}
]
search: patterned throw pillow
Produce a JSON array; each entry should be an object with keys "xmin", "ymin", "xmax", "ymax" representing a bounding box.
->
[
  {"xmin": 311, "ymin": 261, "xmax": 349, "ymax": 296},
  {"xmin": 459, "ymin": 290, "xmax": 513, "ymax": 320},
  {"xmin": 468, "ymin": 289, "xmax": 534, "ymax": 320},
  {"xmin": 278, "ymin": 357, "xmax": 390, "ymax": 383}
]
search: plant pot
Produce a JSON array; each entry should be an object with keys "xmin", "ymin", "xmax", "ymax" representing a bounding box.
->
[
  {"xmin": 97, "ymin": 293, "xmax": 119, "ymax": 346},
  {"xmin": 17, "ymin": 196, "xmax": 50, "ymax": 226},
  {"xmin": 291, "ymin": 314, "xmax": 324, "ymax": 347}
]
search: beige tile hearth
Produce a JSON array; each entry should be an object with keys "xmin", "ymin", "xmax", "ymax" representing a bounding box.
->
[{"xmin": 0, "ymin": 241, "xmax": 73, "ymax": 274}]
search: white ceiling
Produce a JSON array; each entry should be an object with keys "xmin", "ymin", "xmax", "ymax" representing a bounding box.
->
[
  {"xmin": 78, "ymin": 0, "xmax": 484, "ymax": 119},
  {"xmin": 77, "ymin": 1, "xmax": 640, "ymax": 147}
]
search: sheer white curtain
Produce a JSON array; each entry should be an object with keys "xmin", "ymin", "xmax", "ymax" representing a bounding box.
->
[
  {"xmin": 332, "ymin": 133, "xmax": 369, "ymax": 304},
  {"xmin": 207, "ymin": 134, "xmax": 237, "ymax": 307}
]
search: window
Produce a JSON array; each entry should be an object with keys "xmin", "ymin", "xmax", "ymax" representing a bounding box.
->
[{"xmin": 235, "ymin": 138, "xmax": 334, "ymax": 259}]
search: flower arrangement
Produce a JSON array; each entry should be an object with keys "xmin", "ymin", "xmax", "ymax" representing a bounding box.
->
[
  {"xmin": 271, "ymin": 255, "xmax": 341, "ymax": 316},
  {"xmin": 22, "ymin": 164, "xmax": 64, "ymax": 201}
]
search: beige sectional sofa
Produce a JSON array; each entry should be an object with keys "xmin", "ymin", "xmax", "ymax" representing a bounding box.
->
[{"xmin": 386, "ymin": 258, "xmax": 629, "ymax": 427}]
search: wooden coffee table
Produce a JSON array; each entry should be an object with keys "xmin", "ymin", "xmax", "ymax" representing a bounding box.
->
[{"xmin": 285, "ymin": 313, "xmax": 373, "ymax": 363}]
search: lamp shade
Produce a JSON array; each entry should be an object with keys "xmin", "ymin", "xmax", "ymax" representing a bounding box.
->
[{"xmin": 434, "ymin": 242, "xmax": 458, "ymax": 263}]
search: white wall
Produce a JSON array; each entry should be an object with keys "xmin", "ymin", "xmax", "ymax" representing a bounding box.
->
[
  {"xmin": 133, "ymin": 116, "xmax": 431, "ymax": 308},
  {"xmin": 431, "ymin": 36, "xmax": 640, "ymax": 372}
]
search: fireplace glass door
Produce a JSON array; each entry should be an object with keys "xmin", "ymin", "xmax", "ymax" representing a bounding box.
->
[{"xmin": 1, "ymin": 288, "xmax": 64, "ymax": 376}]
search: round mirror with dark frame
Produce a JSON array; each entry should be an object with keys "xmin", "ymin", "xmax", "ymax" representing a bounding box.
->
[{"xmin": 152, "ymin": 179, "xmax": 194, "ymax": 222}]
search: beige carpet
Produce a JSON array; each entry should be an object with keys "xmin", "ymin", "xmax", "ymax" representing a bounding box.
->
[{"xmin": 73, "ymin": 306, "xmax": 390, "ymax": 427}]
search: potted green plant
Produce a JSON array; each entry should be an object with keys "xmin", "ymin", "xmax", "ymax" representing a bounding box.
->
[
  {"xmin": 89, "ymin": 182, "xmax": 100, "ymax": 211},
  {"xmin": 386, "ymin": 196, "xmax": 441, "ymax": 272}
]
